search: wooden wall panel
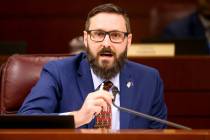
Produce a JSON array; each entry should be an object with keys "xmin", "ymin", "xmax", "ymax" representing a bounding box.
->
[
  {"xmin": 129, "ymin": 56, "xmax": 210, "ymax": 129},
  {"xmin": 0, "ymin": 0, "xmax": 198, "ymax": 53}
]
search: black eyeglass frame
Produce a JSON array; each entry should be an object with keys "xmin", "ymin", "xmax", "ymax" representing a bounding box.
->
[{"xmin": 86, "ymin": 30, "xmax": 129, "ymax": 43}]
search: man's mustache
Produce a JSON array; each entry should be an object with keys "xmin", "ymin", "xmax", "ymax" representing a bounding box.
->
[{"xmin": 98, "ymin": 47, "xmax": 116, "ymax": 56}]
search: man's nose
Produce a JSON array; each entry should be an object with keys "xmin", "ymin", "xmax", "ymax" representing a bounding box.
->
[{"xmin": 102, "ymin": 34, "xmax": 111, "ymax": 48}]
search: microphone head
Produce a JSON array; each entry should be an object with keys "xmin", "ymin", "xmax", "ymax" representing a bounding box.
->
[{"xmin": 112, "ymin": 86, "xmax": 119, "ymax": 102}]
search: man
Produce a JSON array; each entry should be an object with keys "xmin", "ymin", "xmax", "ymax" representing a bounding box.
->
[
  {"xmin": 69, "ymin": 36, "xmax": 85, "ymax": 54},
  {"xmin": 162, "ymin": 0, "xmax": 210, "ymax": 53},
  {"xmin": 18, "ymin": 3, "xmax": 167, "ymax": 129}
]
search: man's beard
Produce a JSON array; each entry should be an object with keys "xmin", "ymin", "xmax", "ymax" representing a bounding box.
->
[{"xmin": 86, "ymin": 45, "xmax": 127, "ymax": 80}]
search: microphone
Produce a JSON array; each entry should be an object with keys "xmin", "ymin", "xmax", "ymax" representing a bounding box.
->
[{"xmin": 112, "ymin": 86, "xmax": 192, "ymax": 130}]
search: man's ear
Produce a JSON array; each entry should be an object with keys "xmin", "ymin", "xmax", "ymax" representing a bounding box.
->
[
  {"xmin": 83, "ymin": 31, "xmax": 88, "ymax": 48},
  {"xmin": 127, "ymin": 33, "xmax": 132, "ymax": 48}
]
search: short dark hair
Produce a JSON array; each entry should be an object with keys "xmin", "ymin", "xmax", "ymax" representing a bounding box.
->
[{"xmin": 85, "ymin": 3, "xmax": 131, "ymax": 33}]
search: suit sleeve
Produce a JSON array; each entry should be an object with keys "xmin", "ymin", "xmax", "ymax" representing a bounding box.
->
[
  {"xmin": 149, "ymin": 70, "xmax": 168, "ymax": 129},
  {"xmin": 18, "ymin": 62, "xmax": 61, "ymax": 114}
]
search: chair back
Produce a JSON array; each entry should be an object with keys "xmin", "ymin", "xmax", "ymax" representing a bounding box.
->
[{"xmin": 0, "ymin": 54, "xmax": 69, "ymax": 114}]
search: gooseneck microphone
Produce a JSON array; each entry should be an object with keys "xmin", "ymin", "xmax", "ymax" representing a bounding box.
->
[{"xmin": 112, "ymin": 86, "xmax": 192, "ymax": 130}]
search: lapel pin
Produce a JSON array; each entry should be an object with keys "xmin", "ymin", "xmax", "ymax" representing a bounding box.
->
[{"xmin": 126, "ymin": 81, "xmax": 133, "ymax": 88}]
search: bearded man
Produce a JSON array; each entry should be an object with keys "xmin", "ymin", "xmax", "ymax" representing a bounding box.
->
[{"xmin": 18, "ymin": 3, "xmax": 167, "ymax": 129}]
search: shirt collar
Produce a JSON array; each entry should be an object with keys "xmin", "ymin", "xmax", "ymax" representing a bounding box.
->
[{"xmin": 90, "ymin": 68, "xmax": 120, "ymax": 90}]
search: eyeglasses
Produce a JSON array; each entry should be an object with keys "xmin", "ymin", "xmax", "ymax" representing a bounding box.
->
[{"xmin": 86, "ymin": 30, "xmax": 129, "ymax": 43}]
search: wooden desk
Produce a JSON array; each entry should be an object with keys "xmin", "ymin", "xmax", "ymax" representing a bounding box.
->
[{"xmin": 0, "ymin": 129, "xmax": 209, "ymax": 140}]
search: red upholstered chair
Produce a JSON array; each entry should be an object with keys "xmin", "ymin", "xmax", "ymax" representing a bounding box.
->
[{"xmin": 0, "ymin": 54, "xmax": 70, "ymax": 114}]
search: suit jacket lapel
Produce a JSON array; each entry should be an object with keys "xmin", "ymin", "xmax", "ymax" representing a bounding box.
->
[
  {"xmin": 120, "ymin": 62, "xmax": 135, "ymax": 129},
  {"xmin": 77, "ymin": 56, "xmax": 94, "ymax": 101},
  {"xmin": 76, "ymin": 55, "xmax": 96, "ymax": 128}
]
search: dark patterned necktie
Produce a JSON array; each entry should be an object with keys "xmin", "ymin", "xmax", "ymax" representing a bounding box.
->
[{"xmin": 94, "ymin": 81, "xmax": 113, "ymax": 128}]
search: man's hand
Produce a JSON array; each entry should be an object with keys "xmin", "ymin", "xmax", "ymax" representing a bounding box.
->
[{"xmin": 64, "ymin": 90, "xmax": 113, "ymax": 128}]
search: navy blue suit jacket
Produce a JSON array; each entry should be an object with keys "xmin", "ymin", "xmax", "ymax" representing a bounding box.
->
[
  {"xmin": 162, "ymin": 12, "xmax": 210, "ymax": 54},
  {"xmin": 162, "ymin": 12, "xmax": 206, "ymax": 39},
  {"xmin": 18, "ymin": 52, "xmax": 167, "ymax": 129}
]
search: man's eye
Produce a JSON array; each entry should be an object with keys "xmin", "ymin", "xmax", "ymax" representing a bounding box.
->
[
  {"xmin": 95, "ymin": 32, "xmax": 104, "ymax": 36},
  {"xmin": 111, "ymin": 33, "xmax": 121, "ymax": 38}
]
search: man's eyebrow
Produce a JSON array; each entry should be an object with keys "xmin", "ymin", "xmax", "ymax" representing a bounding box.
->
[
  {"xmin": 89, "ymin": 28, "xmax": 125, "ymax": 32},
  {"xmin": 88, "ymin": 29, "xmax": 104, "ymax": 31}
]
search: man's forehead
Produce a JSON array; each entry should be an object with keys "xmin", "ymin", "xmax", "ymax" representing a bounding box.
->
[{"xmin": 88, "ymin": 13, "xmax": 127, "ymax": 31}]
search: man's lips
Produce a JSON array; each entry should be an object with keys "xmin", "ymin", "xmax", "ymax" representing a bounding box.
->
[{"xmin": 99, "ymin": 52, "xmax": 113, "ymax": 57}]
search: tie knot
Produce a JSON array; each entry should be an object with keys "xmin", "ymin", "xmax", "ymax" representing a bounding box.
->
[{"xmin": 103, "ymin": 81, "xmax": 113, "ymax": 91}]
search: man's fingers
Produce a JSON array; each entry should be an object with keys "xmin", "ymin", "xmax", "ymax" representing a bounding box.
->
[
  {"xmin": 92, "ymin": 106, "xmax": 102, "ymax": 116},
  {"xmin": 92, "ymin": 90, "xmax": 113, "ymax": 105},
  {"xmin": 93, "ymin": 98, "xmax": 108, "ymax": 112}
]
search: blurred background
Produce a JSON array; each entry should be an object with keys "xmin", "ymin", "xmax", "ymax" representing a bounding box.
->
[{"xmin": 0, "ymin": 0, "xmax": 198, "ymax": 54}]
